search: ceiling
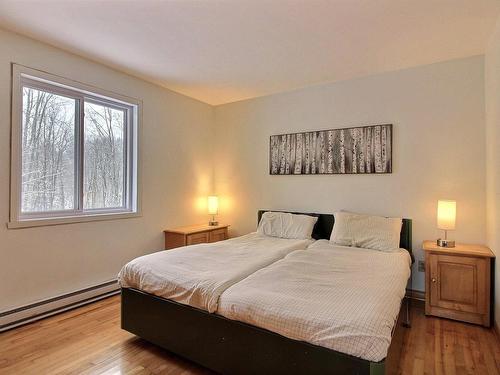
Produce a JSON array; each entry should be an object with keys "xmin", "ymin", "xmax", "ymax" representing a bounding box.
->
[{"xmin": 0, "ymin": 0, "xmax": 499, "ymax": 106}]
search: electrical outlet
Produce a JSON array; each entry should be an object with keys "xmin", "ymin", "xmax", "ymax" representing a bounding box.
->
[{"xmin": 418, "ymin": 260, "xmax": 425, "ymax": 272}]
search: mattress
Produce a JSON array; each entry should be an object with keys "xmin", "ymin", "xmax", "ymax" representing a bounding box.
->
[
  {"xmin": 118, "ymin": 233, "xmax": 313, "ymax": 312},
  {"xmin": 218, "ymin": 240, "xmax": 411, "ymax": 362}
]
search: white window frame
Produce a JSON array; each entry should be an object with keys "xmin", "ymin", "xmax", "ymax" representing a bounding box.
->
[{"xmin": 9, "ymin": 64, "xmax": 141, "ymax": 228}]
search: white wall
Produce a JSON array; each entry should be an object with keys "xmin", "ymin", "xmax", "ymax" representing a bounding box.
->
[
  {"xmin": 0, "ymin": 29, "xmax": 214, "ymax": 311},
  {"xmin": 485, "ymin": 16, "xmax": 500, "ymax": 328},
  {"xmin": 214, "ymin": 56, "xmax": 486, "ymax": 291},
  {"xmin": 0, "ymin": 27, "xmax": 490, "ymax": 309}
]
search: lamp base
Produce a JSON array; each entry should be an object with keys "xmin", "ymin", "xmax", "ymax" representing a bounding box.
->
[
  {"xmin": 209, "ymin": 220, "xmax": 219, "ymax": 226},
  {"xmin": 437, "ymin": 238, "xmax": 455, "ymax": 248}
]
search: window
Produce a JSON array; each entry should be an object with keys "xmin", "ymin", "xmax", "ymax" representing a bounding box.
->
[{"xmin": 10, "ymin": 65, "xmax": 140, "ymax": 228}]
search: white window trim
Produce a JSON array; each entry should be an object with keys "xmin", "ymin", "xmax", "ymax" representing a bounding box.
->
[{"xmin": 8, "ymin": 64, "xmax": 142, "ymax": 229}]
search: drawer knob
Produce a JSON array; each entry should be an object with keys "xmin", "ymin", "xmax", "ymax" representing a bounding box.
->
[{"xmin": 431, "ymin": 278, "xmax": 437, "ymax": 283}]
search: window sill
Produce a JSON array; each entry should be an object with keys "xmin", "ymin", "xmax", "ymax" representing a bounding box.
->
[{"xmin": 7, "ymin": 211, "xmax": 141, "ymax": 229}]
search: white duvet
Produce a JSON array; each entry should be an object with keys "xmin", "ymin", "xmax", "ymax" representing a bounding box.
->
[
  {"xmin": 218, "ymin": 240, "xmax": 411, "ymax": 362},
  {"xmin": 118, "ymin": 233, "xmax": 313, "ymax": 312}
]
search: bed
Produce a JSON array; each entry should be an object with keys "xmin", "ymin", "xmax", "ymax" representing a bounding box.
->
[
  {"xmin": 121, "ymin": 211, "xmax": 413, "ymax": 375},
  {"xmin": 219, "ymin": 240, "xmax": 411, "ymax": 363},
  {"xmin": 119, "ymin": 232, "xmax": 313, "ymax": 312}
]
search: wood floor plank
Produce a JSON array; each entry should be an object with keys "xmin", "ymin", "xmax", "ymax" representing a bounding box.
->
[{"xmin": 1, "ymin": 296, "xmax": 499, "ymax": 374}]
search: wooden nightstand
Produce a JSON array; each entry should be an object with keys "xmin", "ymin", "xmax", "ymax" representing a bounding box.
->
[
  {"xmin": 164, "ymin": 224, "xmax": 229, "ymax": 250},
  {"xmin": 422, "ymin": 240, "xmax": 495, "ymax": 327}
]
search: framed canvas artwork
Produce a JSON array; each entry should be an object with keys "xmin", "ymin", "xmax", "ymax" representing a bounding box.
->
[{"xmin": 269, "ymin": 124, "xmax": 392, "ymax": 175}]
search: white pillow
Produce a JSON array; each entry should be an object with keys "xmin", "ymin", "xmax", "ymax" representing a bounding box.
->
[
  {"xmin": 257, "ymin": 212, "xmax": 318, "ymax": 240},
  {"xmin": 330, "ymin": 211, "xmax": 402, "ymax": 251}
]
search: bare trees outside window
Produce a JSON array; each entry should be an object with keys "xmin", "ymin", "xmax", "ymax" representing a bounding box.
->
[
  {"xmin": 11, "ymin": 65, "xmax": 139, "ymax": 227},
  {"xmin": 84, "ymin": 102, "xmax": 125, "ymax": 209},
  {"xmin": 21, "ymin": 87, "xmax": 76, "ymax": 212}
]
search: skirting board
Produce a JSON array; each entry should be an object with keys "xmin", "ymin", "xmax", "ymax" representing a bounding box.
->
[
  {"xmin": 0, "ymin": 279, "xmax": 119, "ymax": 332},
  {"xmin": 0, "ymin": 285, "xmax": 425, "ymax": 332},
  {"xmin": 406, "ymin": 289, "xmax": 425, "ymax": 301}
]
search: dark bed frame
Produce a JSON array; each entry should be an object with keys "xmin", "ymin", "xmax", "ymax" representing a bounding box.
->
[{"xmin": 121, "ymin": 211, "xmax": 413, "ymax": 375}]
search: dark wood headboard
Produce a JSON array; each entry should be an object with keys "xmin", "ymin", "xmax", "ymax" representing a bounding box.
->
[{"xmin": 257, "ymin": 210, "xmax": 413, "ymax": 262}]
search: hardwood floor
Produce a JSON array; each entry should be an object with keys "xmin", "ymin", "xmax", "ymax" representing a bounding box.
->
[
  {"xmin": 399, "ymin": 302, "xmax": 500, "ymax": 375},
  {"xmin": 0, "ymin": 296, "xmax": 499, "ymax": 374}
]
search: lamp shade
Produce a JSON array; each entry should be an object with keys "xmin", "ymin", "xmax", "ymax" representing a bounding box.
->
[
  {"xmin": 207, "ymin": 196, "xmax": 219, "ymax": 215},
  {"xmin": 437, "ymin": 200, "xmax": 456, "ymax": 230}
]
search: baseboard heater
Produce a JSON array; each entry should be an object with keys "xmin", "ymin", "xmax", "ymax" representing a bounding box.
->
[
  {"xmin": 0, "ymin": 283, "xmax": 424, "ymax": 333},
  {"xmin": 405, "ymin": 288, "xmax": 425, "ymax": 301},
  {"xmin": 0, "ymin": 279, "xmax": 119, "ymax": 332}
]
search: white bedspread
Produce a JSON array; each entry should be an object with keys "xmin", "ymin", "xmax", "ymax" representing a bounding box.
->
[
  {"xmin": 218, "ymin": 240, "xmax": 411, "ymax": 362},
  {"xmin": 118, "ymin": 233, "xmax": 313, "ymax": 312}
]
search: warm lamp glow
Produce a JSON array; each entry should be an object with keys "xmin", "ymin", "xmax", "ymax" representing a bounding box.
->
[
  {"xmin": 437, "ymin": 200, "xmax": 456, "ymax": 231},
  {"xmin": 207, "ymin": 196, "xmax": 219, "ymax": 215}
]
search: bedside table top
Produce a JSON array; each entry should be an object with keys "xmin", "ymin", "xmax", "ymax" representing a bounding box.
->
[
  {"xmin": 422, "ymin": 240, "xmax": 495, "ymax": 258},
  {"xmin": 164, "ymin": 223, "xmax": 230, "ymax": 235}
]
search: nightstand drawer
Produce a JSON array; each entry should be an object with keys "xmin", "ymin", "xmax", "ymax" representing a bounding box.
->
[
  {"xmin": 186, "ymin": 232, "xmax": 210, "ymax": 245},
  {"xmin": 209, "ymin": 228, "xmax": 228, "ymax": 242},
  {"xmin": 164, "ymin": 224, "xmax": 230, "ymax": 249}
]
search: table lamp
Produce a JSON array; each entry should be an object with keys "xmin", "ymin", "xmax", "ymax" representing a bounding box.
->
[
  {"xmin": 437, "ymin": 200, "xmax": 456, "ymax": 247},
  {"xmin": 208, "ymin": 196, "xmax": 219, "ymax": 226}
]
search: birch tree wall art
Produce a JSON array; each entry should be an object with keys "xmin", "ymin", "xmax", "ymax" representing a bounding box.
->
[{"xmin": 269, "ymin": 124, "xmax": 392, "ymax": 175}]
